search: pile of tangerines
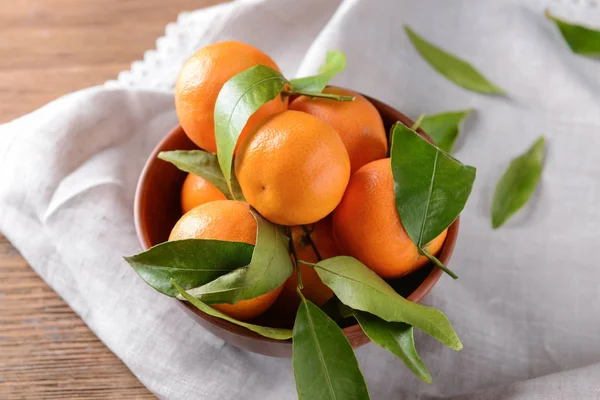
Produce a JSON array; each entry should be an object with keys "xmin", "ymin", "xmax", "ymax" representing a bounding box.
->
[{"xmin": 168, "ymin": 41, "xmax": 446, "ymax": 321}]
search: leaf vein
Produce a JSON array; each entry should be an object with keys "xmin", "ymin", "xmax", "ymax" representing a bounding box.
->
[
  {"xmin": 316, "ymin": 267, "xmax": 397, "ymax": 303},
  {"xmin": 224, "ymin": 75, "xmax": 285, "ymax": 137},
  {"xmin": 304, "ymin": 302, "xmax": 337, "ymax": 400},
  {"xmin": 417, "ymin": 149, "xmax": 439, "ymax": 247}
]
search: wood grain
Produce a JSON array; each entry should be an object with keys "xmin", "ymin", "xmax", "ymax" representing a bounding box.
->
[{"xmin": 0, "ymin": 0, "xmax": 225, "ymax": 398}]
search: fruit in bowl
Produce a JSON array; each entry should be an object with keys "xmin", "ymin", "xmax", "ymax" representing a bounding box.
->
[{"xmin": 127, "ymin": 41, "xmax": 476, "ymax": 397}]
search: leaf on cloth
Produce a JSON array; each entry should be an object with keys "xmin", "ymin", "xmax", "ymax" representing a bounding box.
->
[
  {"xmin": 546, "ymin": 10, "xmax": 600, "ymax": 56},
  {"xmin": 404, "ymin": 25, "xmax": 505, "ymax": 94},
  {"xmin": 491, "ymin": 136, "xmax": 545, "ymax": 229}
]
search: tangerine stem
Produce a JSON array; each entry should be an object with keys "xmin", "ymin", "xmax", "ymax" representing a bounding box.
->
[
  {"xmin": 297, "ymin": 260, "xmax": 316, "ymax": 267},
  {"xmin": 420, "ymin": 247, "xmax": 459, "ymax": 279},
  {"xmin": 301, "ymin": 225, "xmax": 322, "ymax": 261},
  {"xmin": 296, "ymin": 286, "xmax": 307, "ymax": 300},
  {"xmin": 287, "ymin": 227, "xmax": 304, "ymax": 290},
  {"xmin": 284, "ymin": 90, "xmax": 355, "ymax": 102}
]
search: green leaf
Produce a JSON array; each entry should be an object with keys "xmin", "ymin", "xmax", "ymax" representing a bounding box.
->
[
  {"xmin": 214, "ymin": 65, "xmax": 287, "ymax": 194},
  {"xmin": 290, "ymin": 90, "xmax": 355, "ymax": 102},
  {"xmin": 124, "ymin": 239, "xmax": 253, "ymax": 297},
  {"xmin": 157, "ymin": 150, "xmax": 244, "ymax": 201},
  {"xmin": 546, "ymin": 10, "xmax": 600, "ymax": 56},
  {"xmin": 354, "ymin": 311, "xmax": 432, "ymax": 383},
  {"xmin": 391, "ymin": 122, "xmax": 476, "ymax": 248},
  {"xmin": 404, "ymin": 25, "xmax": 505, "ymax": 94},
  {"xmin": 173, "ymin": 280, "xmax": 292, "ymax": 340},
  {"xmin": 314, "ymin": 256, "xmax": 462, "ymax": 350},
  {"xmin": 289, "ymin": 50, "xmax": 347, "ymax": 93},
  {"xmin": 319, "ymin": 296, "xmax": 352, "ymax": 324},
  {"xmin": 491, "ymin": 136, "xmax": 545, "ymax": 229},
  {"xmin": 419, "ymin": 110, "xmax": 472, "ymax": 153},
  {"xmin": 293, "ymin": 296, "xmax": 370, "ymax": 400},
  {"xmin": 184, "ymin": 211, "xmax": 293, "ymax": 303}
]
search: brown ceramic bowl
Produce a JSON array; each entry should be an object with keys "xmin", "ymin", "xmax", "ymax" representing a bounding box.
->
[{"xmin": 134, "ymin": 93, "xmax": 459, "ymax": 358}]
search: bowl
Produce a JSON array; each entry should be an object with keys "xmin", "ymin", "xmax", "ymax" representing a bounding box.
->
[{"xmin": 134, "ymin": 93, "xmax": 460, "ymax": 358}]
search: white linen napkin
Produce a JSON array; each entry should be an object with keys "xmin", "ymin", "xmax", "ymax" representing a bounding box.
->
[{"xmin": 2, "ymin": 0, "xmax": 600, "ymax": 398}]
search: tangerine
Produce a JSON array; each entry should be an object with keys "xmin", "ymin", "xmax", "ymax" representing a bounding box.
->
[
  {"xmin": 235, "ymin": 110, "xmax": 350, "ymax": 226},
  {"xmin": 175, "ymin": 41, "xmax": 288, "ymax": 153},
  {"xmin": 290, "ymin": 87, "xmax": 388, "ymax": 173},
  {"xmin": 332, "ymin": 158, "xmax": 447, "ymax": 278},
  {"xmin": 169, "ymin": 200, "xmax": 283, "ymax": 320},
  {"xmin": 180, "ymin": 173, "xmax": 227, "ymax": 214},
  {"xmin": 282, "ymin": 218, "xmax": 338, "ymax": 307}
]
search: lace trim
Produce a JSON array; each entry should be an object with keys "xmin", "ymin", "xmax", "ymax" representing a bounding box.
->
[{"xmin": 105, "ymin": 0, "xmax": 599, "ymax": 91}]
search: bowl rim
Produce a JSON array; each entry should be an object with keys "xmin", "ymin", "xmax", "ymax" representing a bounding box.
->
[{"xmin": 133, "ymin": 91, "xmax": 458, "ymax": 346}]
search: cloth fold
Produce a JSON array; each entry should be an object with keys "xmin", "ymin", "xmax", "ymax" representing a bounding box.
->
[{"xmin": 2, "ymin": 0, "xmax": 600, "ymax": 398}]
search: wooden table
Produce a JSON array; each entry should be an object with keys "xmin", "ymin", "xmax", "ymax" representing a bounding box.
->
[{"xmin": 0, "ymin": 1, "xmax": 224, "ymax": 397}]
